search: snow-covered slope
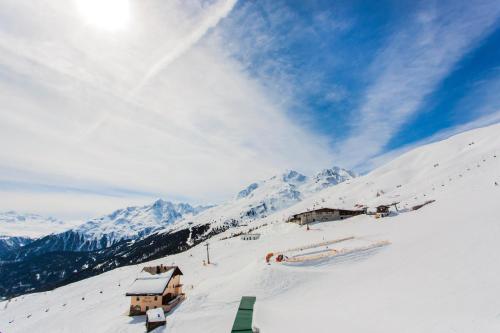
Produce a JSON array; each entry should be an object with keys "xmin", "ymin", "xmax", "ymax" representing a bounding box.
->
[
  {"xmin": 170, "ymin": 167, "xmax": 355, "ymax": 231},
  {"xmin": 1, "ymin": 124, "xmax": 499, "ymax": 333},
  {"xmin": 0, "ymin": 211, "xmax": 77, "ymax": 238}
]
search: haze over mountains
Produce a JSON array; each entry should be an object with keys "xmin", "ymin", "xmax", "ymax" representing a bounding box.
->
[{"xmin": 0, "ymin": 211, "xmax": 77, "ymax": 238}]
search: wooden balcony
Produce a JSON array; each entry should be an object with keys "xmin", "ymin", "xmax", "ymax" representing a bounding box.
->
[{"xmin": 162, "ymin": 294, "xmax": 186, "ymax": 312}]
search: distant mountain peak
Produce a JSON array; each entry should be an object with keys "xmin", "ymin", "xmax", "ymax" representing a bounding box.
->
[
  {"xmin": 152, "ymin": 198, "xmax": 168, "ymax": 206},
  {"xmin": 312, "ymin": 166, "xmax": 356, "ymax": 189},
  {"xmin": 232, "ymin": 166, "xmax": 354, "ymax": 221},
  {"xmin": 64, "ymin": 199, "xmax": 208, "ymax": 250},
  {"xmin": 237, "ymin": 183, "xmax": 259, "ymax": 199},
  {"xmin": 281, "ymin": 170, "xmax": 307, "ymax": 183}
]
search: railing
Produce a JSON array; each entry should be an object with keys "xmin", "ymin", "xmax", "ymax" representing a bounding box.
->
[{"xmin": 163, "ymin": 294, "xmax": 186, "ymax": 312}]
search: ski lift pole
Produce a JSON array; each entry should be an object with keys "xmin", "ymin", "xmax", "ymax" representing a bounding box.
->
[{"xmin": 205, "ymin": 243, "xmax": 210, "ymax": 264}]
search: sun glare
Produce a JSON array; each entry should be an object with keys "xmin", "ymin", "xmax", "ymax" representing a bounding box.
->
[{"xmin": 76, "ymin": 0, "xmax": 130, "ymax": 32}]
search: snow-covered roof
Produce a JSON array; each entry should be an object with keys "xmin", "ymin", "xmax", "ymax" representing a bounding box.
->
[
  {"xmin": 146, "ymin": 308, "xmax": 165, "ymax": 323},
  {"xmin": 126, "ymin": 268, "xmax": 176, "ymax": 296}
]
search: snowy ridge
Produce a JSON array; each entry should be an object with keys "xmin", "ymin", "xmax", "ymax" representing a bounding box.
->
[
  {"xmin": 71, "ymin": 199, "xmax": 208, "ymax": 249},
  {"xmin": 0, "ymin": 167, "xmax": 352, "ymax": 255},
  {"xmin": 0, "ymin": 236, "xmax": 33, "ymax": 256},
  {"xmin": 0, "ymin": 200, "xmax": 210, "ymax": 259},
  {"xmin": 1, "ymin": 124, "xmax": 500, "ymax": 332},
  {"xmin": 169, "ymin": 167, "xmax": 355, "ymax": 232}
]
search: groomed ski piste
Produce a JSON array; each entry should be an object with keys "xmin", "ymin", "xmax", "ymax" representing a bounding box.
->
[
  {"xmin": 273, "ymin": 237, "xmax": 391, "ymax": 265},
  {"xmin": 1, "ymin": 124, "xmax": 500, "ymax": 333}
]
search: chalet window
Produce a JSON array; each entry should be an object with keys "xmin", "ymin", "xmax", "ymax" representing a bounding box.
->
[
  {"xmin": 136, "ymin": 297, "xmax": 140, "ymax": 301},
  {"xmin": 154, "ymin": 296, "xmax": 158, "ymax": 301}
]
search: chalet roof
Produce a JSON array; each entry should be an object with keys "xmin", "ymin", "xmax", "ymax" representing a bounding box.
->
[
  {"xmin": 126, "ymin": 266, "xmax": 182, "ymax": 296},
  {"xmin": 292, "ymin": 207, "xmax": 364, "ymax": 217},
  {"xmin": 146, "ymin": 308, "xmax": 165, "ymax": 323}
]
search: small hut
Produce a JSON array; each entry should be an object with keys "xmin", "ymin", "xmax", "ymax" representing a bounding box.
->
[
  {"xmin": 367, "ymin": 203, "xmax": 399, "ymax": 218},
  {"xmin": 376, "ymin": 205, "xmax": 390, "ymax": 217},
  {"xmin": 241, "ymin": 234, "xmax": 260, "ymax": 240},
  {"xmin": 146, "ymin": 308, "xmax": 166, "ymax": 332}
]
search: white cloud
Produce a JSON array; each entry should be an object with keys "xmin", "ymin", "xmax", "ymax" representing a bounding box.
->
[
  {"xmin": 338, "ymin": 0, "xmax": 500, "ymax": 168},
  {"xmin": 0, "ymin": 190, "xmax": 155, "ymax": 221},
  {"xmin": 0, "ymin": 0, "xmax": 333, "ymax": 219},
  {"xmin": 135, "ymin": 0, "xmax": 238, "ymax": 92}
]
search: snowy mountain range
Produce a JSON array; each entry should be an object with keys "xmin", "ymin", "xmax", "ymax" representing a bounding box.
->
[
  {"xmin": 0, "ymin": 166, "xmax": 354, "ymax": 259},
  {"xmin": 0, "ymin": 166, "xmax": 355, "ymax": 295},
  {"xmin": 71, "ymin": 199, "xmax": 209, "ymax": 250},
  {"xmin": 234, "ymin": 167, "xmax": 355, "ymax": 217},
  {"xmin": 169, "ymin": 166, "xmax": 356, "ymax": 232},
  {"xmin": 0, "ymin": 200, "xmax": 210, "ymax": 260},
  {"xmin": 236, "ymin": 167, "xmax": 355, "ymax": 201},
  {"xmin": 2, "ymin": 123, "xmax": 499, "ymax": 332}
]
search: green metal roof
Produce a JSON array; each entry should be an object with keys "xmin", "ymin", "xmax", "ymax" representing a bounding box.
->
[{"xmin": 231, "ymin": 296, "xmax": 256, "ymax": 333}]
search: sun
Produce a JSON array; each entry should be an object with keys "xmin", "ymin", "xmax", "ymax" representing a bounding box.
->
[{"xmin": 76, "ymin": 0, "xmax": 131, "ymax": 32}]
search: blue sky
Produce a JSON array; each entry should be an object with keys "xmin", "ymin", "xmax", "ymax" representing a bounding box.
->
[
  {"xmin": 0, "ymin": 0, "xmax": 498, "ymax": 219},
  {"xmin": 216, "ymin": 0, "xmax": 500, "ymax": 167}
]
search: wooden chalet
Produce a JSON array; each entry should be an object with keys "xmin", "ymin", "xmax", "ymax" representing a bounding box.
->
[
  {"xmin": 287, "ymin": 207, "xmax": 365, "ymax": 225},
  {"xmin": 126, "ymin": 265, "xmax": 185, "ymax": 316}
]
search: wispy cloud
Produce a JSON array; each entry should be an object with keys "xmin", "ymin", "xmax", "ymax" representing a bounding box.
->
[
  {"xmin": 0, "ymin": 0, "xmax": 333, "ymax": 218},
  {"xmin": 338, "ymin": 0, "xmax": 500, "ymax": 167},
  {"xmin": 362, "ymin": 70, "xmax": 500, "ymax": 172},
  {"xmin": 134, "ymin": 0, "xmax": 238, "ymax": 92},
  {"xmin": 1, "ymin": 0, "xmax": 498, "ymax": 219}
]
